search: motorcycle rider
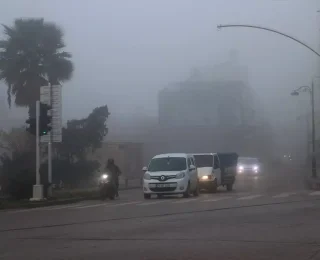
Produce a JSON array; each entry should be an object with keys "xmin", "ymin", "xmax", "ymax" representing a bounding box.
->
[{"xmin": 105, "ymin": 158, "xmax": 121, "ymax": 197}]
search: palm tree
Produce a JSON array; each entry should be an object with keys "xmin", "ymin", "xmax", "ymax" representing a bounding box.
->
[{"xmin": 0, "ymin": 18, "xmax": 73, "ymax": 109}]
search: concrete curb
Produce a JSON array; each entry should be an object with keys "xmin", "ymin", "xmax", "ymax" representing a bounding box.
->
[
  {"xmin": 0, "ymin": 197, "xmax": 88, "ymax": 211},
  {"xmin": 0, "ymin": 186, "xmax": 141, "ymax": 211}
]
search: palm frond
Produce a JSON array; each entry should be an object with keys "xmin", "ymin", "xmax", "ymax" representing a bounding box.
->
[{"xmin": 0, "ymin": 18, "xmax": 73, "ymax": 108}]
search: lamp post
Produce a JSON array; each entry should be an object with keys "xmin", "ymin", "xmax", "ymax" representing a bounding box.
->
[
  {"xmin": 217, "ymin": 22, "xmax": 320, "ymax": 178},
  {"xmin": 291, "ymin": 82, "xmax": 316, "ymax": 178}
]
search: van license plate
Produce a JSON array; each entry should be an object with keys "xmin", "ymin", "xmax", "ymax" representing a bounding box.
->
[{"xmin": 156, "ymin": 184, "xmax": 170, "ymax": 188}]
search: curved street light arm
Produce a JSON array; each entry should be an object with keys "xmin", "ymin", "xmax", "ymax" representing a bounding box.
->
[
  {"xmin": 217, "ymin": 24, "xmax": 320, "ymax": 58},
  {"xmin": 294, "ymin": 86, "xmax": 312, "ymax": 93}
]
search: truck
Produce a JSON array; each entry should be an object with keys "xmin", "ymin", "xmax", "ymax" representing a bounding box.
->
[{"xmin": 193, "ymin": 152, "xmax": 238, "ymax": 192}]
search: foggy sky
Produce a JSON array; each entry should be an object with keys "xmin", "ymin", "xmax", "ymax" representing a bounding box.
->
[{"xmin": 0, "ymin": 0, "xmax": 319, "ymax": 128}]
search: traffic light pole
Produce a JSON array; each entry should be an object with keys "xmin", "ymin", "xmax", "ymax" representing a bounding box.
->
[
  {"xmin": 30, "ymin": 100, "xmax": 44, "ymax": 201},
  {"xmin": 48, "ymin": 83, "xmax": 53, "ymax": 197},
  {"xmin": 36, "ymin": 100, "xmax": 40, "ymax": 185}
]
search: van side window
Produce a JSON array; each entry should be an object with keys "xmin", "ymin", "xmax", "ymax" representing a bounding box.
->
[
  {"xmin": 189, "ymin": 157, "xmax": 194, "ymax": 166},
  {"xmin": 214, "ymin": 155, "xmax": 220, "ymax": 169},
  {"xmin": 191, "ymin": 157, "xmax": 196, "ymax": 167}
]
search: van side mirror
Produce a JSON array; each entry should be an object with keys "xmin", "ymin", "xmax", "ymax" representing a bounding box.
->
[
  {"xmin": 189, "ymin": 165, "xmax": 196, "ymax": 171},
  {"xmin": 142, "ymin": 166, "xmax": 148, "ymax": 172}
]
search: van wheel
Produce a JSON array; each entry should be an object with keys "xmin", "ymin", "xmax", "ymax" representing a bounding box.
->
[
  {"xmin": 226, "ymin": 184, "xmax": 233, "ymax": 191},
  {"xmin": 144, "ymin": 194, "xmax": 151, "ymax": 199},
  {"xmin": 183, "ymin": 182, "xmax": 190, "ymax": 198},
  {"xmin": 193, "ymin": 182, "xmax": 199, "ymax": 197}
]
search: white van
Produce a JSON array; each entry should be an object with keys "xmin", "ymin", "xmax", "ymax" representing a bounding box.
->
[
  {"xmin": 193, "ymin": 153, "xmax": 238, "ymax": 192},
  {"xmin": 142, "ymin": 153, "xmax": 199, "ymax": 199}
]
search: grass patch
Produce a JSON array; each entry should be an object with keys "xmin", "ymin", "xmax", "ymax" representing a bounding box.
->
[{"xmin": 52, "ymin": 188, "xmax": 99, "ymax": 200}]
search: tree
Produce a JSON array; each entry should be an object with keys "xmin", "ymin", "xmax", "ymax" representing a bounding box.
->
[
  {"xmin": 43, "ymin": 105, "xmax": 110, "ymax": 186},
  {"xmin": 0, "ymin": 127, "xmax": 34, "ymax": 155},
  {"xmin": 0, "ymin": 127, "xmax": 35, "ymax": 199},
  {"xmin": 0, "ymin": 18, "xmax": 73, "ymax": 108},
  {"xmin": 56, "ymin": 105, "xmax": 110, "ymax": 163}
]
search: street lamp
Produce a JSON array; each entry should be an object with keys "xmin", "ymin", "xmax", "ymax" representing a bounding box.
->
[
  {"xmin": 217, "ymin": 24, "xmax": 320, "ymax": 58},
  {"xmin": 217, "ymin": 22, "xmax": 320, "ymax": 178},
  {"xmin": 291, "ymin": 82, "xmax": 316, "ymax": 178}
]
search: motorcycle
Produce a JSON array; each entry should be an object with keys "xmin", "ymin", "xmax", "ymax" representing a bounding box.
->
[{"xmin": 99, "ymin": 173, "xmax": 117, "ymax": 200}]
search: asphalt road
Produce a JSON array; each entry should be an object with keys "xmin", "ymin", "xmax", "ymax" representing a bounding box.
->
[{"xmin": 1, "ymin": 166, "xmax": 320, "ymax": 259}]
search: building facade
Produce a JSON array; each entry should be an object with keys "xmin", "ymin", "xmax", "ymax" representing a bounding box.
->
[
  {"xmin": 158, "ymin": 80, "xmax": 256, "ymax": 127},
  {"xmin": 158, "ymin": 51, "xmax": 258, "ymax": 128}
]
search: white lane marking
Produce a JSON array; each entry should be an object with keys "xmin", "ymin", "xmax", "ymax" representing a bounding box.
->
[
  {"xmin": 110, "ymin": 201, "xmax": 141, "ymax": 207},
  {"xmin": 138, "ymin": 200, "xmax": 172, "ymax": 206},
  {"xmin": 73, "ymin": 201, "xmax": 141, "ymax": 209},
  {"xmin": 237, "ymin": 195, "xmax": 262, "ymax": 200},
  {"xmin": 172, "ymin": 198, "xmax": 198, "ymax": 204},
  {"xmin": 7, "ymin": 203, "xmax": 84, "ymax": 214},
  {"xmin": 309, "ymin": 191, "xmax": 320, "ymax": 196},
  {"xmin": 202, "ymin": 196, "xmax": 232, "ymax": 202},
  {"xmin": 8, "ymin": 208, "xmax": 43, "ymax": 214},
  {"xmin": 43, "ymin": 204, "xmax": 85, "ymax": 211},
  {"xmin": 272, "ymin": 192, "xmax": 296, "ymax": 198},
  {"xmin": 73, "ymin": 203, "xmax": 110, "ymax": 209}
]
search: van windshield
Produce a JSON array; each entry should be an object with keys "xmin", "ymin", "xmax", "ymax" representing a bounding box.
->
[
  {"xmin": 148, "ymin": 157, "xmax": 187, "ymax": 172},
  {"xmin": 238, "ymin": 157, "xmax": 259, "ymax": 165},
  {"xmin": 194, "ymin": 155, "xmax": 213, "ymax": 167}
]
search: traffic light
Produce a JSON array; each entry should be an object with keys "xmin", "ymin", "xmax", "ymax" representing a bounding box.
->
[
  {"xmin": 39, "ymin": 102, "xmax": 52, "ymax": 136},
  {"xmin": 26, "ymin": 117, "xmax": 36, "ymax": 135}
]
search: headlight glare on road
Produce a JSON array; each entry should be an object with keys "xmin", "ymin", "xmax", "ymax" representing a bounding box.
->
[
  {"xmin": 176, "ymin": 172, "xmax": 185, "ymax": 179},
  {"xmin": 143, "ymin": 173, "xmax": 151, "ymax": 180}
]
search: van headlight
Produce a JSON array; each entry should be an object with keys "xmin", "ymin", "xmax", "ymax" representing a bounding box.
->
[
  {"xmin": 253, "ymin": 165, "xmax": 259, "ymax": 170},
  {"xmin": 176, "ymin": 172, "xmax": 185, "ymax": 179},
  {"xmin": 143, "ymin": 173, "xmax": 151, "ymax": 180},
  {"xmin": 101, "ymin": 174, "xmax": 108, "ymax": 179}
]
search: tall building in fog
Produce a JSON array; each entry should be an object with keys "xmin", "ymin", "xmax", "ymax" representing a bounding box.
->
[{"xmin": 158, "ymin": 50, "xmax": 259, "ymax": 127}]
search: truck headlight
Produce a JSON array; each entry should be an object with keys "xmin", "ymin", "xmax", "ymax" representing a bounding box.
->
[
  {"xmin": 201, "ymin": 175, "xmax": 212, "ymax": 180},
  {"xmin": 176, "ymin": 172, "xmax": 185, "ymax": 179},
  {"xmin": 143, "ymin": 173, "xmax": 151, "ymax": 180}
]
